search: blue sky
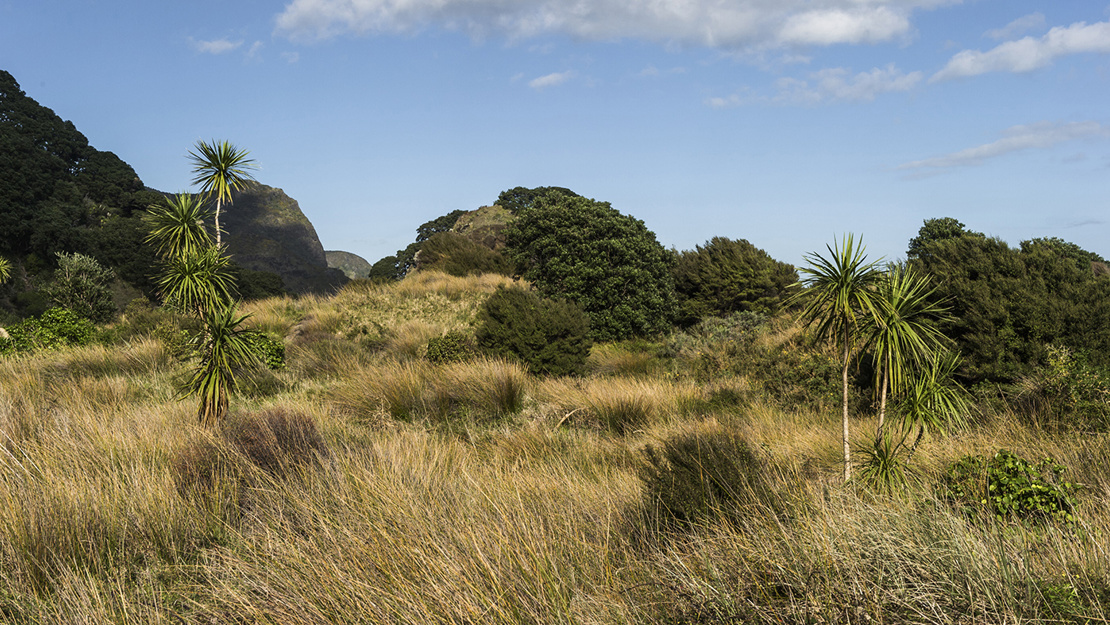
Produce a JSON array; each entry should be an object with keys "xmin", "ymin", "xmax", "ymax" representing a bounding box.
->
[{"xmin": 3, "ymin": 0, "xmax": 1109, "ymax": 267}]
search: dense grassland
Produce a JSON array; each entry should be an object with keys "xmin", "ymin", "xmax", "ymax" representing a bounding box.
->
[{"xmin": 2, "ymin": 271, "xmax": 1108, "ymax": 624}]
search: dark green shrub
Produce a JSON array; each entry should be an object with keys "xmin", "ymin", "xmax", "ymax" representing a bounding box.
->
[
  {"xmin": 0, "ymin": 307, "xmax": 96, "ymax": 355},
  {"xmin": 476, "ymin": 286, "xmax": 591, "ymax": 376},
  {"xmin": 425, "ymin": 330, "xmax": 474, "ymax": 364},
  {"xmin": 673, "ymin": 237, "xmax": 797, "ymax": 326},
  {"xmin": 503, "ymin": 192, "xmax": 676, "ymax": 341},
  {"xmin": 1011, "ymin": 344, "xmax": 1110, "ymax": 432},
  {"xmin": 942, "ymin": 449, "xmax": 1081, "ymax": 525},
  {"xmin": 417, "ymin": 232, "xmax": 511, "ymax": 277},
  {"xmin": 640, "ymin": 427, "xmax": 779, "ymax": 528}
]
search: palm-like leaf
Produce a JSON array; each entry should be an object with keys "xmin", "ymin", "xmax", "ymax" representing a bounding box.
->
[
  {"xmin": 144, "ymin": 193, "xmax": 214, "ymax": 259},
  {"xmin": 0, "ymin": 255, "xmax": 11, "ymax": 284},
  {"xmin": 188, "ymin": 140, "xmax": 257, "ymax": 247},
  {"xmin": 865, "ymin": 263, "xmax": 951, "ymax": 431},
  {"xmin": 900, "ymin": 351, "xmax": 970, "ymax": 455},
  {"xmin": 182, "ymin": 304, "xmax": 260, "ymax": 427},
  {"xmin": 156, "ymin": 246, "xmax": 234, "ymax": 315},
  {"xmin": 793, "ymin": 233, "xmax": 882, "ymax": 481}
]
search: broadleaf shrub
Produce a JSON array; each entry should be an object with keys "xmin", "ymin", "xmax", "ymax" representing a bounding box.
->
[
  {"xmin": 476, "ymin": 286, "xmax": 591, "ymax": 376},
  {"xmin": 245, "ymin": 331, "xmax": 286, "ymax": 370},
  {"xmin": 425, "ymin": 330, "xmax": 474, "ymax": 364},
  {"xmin": 942, "ymin": 449, "xmax": 1081, "ymax": 526},
  {"xmin": 0, "ymin": 307, "xmax": 96, "ymax": 355}
]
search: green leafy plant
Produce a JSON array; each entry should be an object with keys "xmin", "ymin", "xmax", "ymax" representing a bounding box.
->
[
  {"xmin": 942, "ymin": 449, "xmax": 1082, "ymax": 526},
  {"xmin": 673, "ymin": 236, "xmax": 797, "ymax": 326},
  {"xmin": 181, "ymin": 304, "xmax": 261, "ymax": 428},
  {"xmin": 0, "ymin": 307, "xmax": 96, "ymax": 355},
  {"xmin": 503, "ymin": 191, "xmax": 676, "ymax": 341},
  {"xmin": 425, "ymin": 330, "xmax": 473, "ymax": 364},
  {"xmin": 476, "ymin": 286, "xmax": 592, "ymax": 376},
  {"xmin": 244, "ymin": 331, "xmax": 286, "ymax": 370},
  {"xmin": 793, "ymin": 234, "xmax": 882, "ymax": 481},
  {"xmin": 44, "ymin": 252, "xmax": 117, "ymax": 322}
]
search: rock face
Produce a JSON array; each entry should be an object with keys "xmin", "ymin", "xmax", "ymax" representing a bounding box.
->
[
  {"xmin": 221, "ymin": 183, "xmax": 349, "ymax": 295},
  {"xmin": 326, "ymin": 250, "xmax": 372, "ymax": 280}
]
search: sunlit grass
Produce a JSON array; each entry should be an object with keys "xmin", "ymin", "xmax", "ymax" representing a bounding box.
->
[{"xmin": 0, "ymin": 277, "xmax": 1107, "ymax": 623}]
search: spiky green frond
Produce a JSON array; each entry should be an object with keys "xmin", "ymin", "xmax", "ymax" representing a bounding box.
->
[
  {"xmin": 181, "ymin": 303, "xmax": 259, "ymax": 427},
  {"xmin": 187, "ymin": 140, "xmax": 257, "ymax": 205},
  {"xmin": 156, "ymin": 246, "xmax": 234, "ymax": 315},
  {"xmin": 794, "ymin": 233, "xmax": 883, "ymax": 349},
  {"xmin": 143, "ymin": 193, "xmax": 214, "ymax": 260},
  {"xmin": 866, "ymin": 264, "xmax": 952, "ymax": 399},
  {"xmin": 0, "ymin": 255, "xmax": 11, "ymax": 284}
]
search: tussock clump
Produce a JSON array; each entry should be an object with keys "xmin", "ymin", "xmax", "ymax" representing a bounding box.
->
[
  {"xmin": 640, "ymin": 422, "xmax": 781, "ymax": 528},
  {"xmin": 332, "ymin": 358, "xmax": 529, "ymax": 423},
  {"xmin": 225, "ymin": 408, "xmax": 329, "ymax": 477},
  {"xmin": 539, "ymin": 376, "xmax": 700, "ymax": 434}
]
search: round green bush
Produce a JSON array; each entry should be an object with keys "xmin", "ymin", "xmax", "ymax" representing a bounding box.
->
[{"xmin": 476, "ymin": 286, "xmax": 591, "ymax": 376}]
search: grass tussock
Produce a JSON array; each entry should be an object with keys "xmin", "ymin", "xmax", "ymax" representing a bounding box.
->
[{"xmin": 332, "ymin": 357, "xmax": 529, "ymax": 423}]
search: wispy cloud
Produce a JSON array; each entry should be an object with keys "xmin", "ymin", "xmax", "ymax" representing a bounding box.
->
[
  {"xmin": 190, "ymin": 37, "xmax": 243, "ymax": 55},
  {"xmin": 708, "ymin": 64, "xmax": 920, "ymax": 107},
  {"xmin": 898, "ymin": 121, "xmax": 1110, "ymax": 172},
  {"xmin": 529, "ymin": 70, "xmax": 574, "ymax": 90},
  {"xmin": 274, "ymin": 0, "xmax": 954, "ymax": 50},
  {"xmin": 933, "ymin": 19, "xmax": 1110, "ymax": 81},
  {"xmin": 282, "ymin": 51, "xmax": 301, "ymax": 64},
  {"xmin": 984, "ymin": 12, "xmax": 1045, "ymax": 40}
]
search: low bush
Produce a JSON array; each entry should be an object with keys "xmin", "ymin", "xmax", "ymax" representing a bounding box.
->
[
  {"xmin": 476, "ymin": 286, "xmax": 591, "ymax": 376},
  {"xmin": 0, "ymin": 308, "xmax": 96, "ymax": 356},
  {"xmin": 425, "ymin": 329, "xmax": 474, "ymax": 364},
  {"xmin": 416, "ymin": 232, "xmax": 512, "ymax": 277},
  {"xmin": 942, "ymin": 449, "xmax": 1082, "ymax": 526},
  {"xmin": 640, "ymin": 425, "xmax": 779, "ymax": 528},
  {"xmin": 245, "ymin": 331, "xmax": 286, "ymax": 370}
]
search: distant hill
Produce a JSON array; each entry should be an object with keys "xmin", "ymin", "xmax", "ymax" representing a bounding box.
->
[
  {"xmin": 0, "ymin": 67, "xmax": 347, "ymax": 311},
  {"xmin": 222, "ymin": 184, "xmax": 349, "ymax": 295},
  {"xmin": 326, "ymin": 250, "xmax": 372, "ymax": 280}
]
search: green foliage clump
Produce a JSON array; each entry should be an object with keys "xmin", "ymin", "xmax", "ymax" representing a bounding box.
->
[
  {"xmin": 673, "ymin": 236, "xmax": 797, "ymax": 326},
  {"xmin": 909, "ymin": 221, "xmax": 1110, "ymax": 384},
  {"xmin": 942, "ymin": 449, "xmax": 1081, "ymax": 526},
  {"xmin": 425, "ymin": 330, "xmax": 474, "ymax": 364},
  {"xmin": 44, "ymin": 252, "xmax": 117, "ymax": 322},
  {"xmin": 495, "ymin": 186, "xmax": 579, "ymax": 214},
  {"xmin": 503, "ymin": 192, "xmax": 676, "ymax": 341},
  {"xmin": 244, "ymin": 331, "xmax": 286, "ymax": 370},
  {"xmin": 0, "ymin": 307, "xmax": 95, "ymax": 355},
  {"xmin": 1013, "ymin": 345, "xmax": 1110, "ymax": 432},
  {"xmin": 417, "ymin": 232, "xmax": 511, "ymax": 277},
  {"xmin": 476, "ymin": 286, "xmax": 591, "ymax": 376},
  {"xmin": 640, "ymin": 426, "xmax": 779, "ymax": 527},
  {"xmin": 369, "ymin": 209, "xmax": 468, "ymax": 281}
]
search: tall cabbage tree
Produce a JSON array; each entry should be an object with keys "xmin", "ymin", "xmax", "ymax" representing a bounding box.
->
[
  {"xmin": 188, "ymin": 140, "xmax": 256, "ymax": 247},
  {"xmin": 795, "ymin": 234, "xmax": 881, "ymax": 481},
  {"xmin": 155, "ymin": 245, "xmax": 235, "ymax": 316},
  {"xmin": 865, "ymin": 264, "xmax": 950, "ymax": 434},
  {"xmin": 0, "ymin": 256, "xmax": 11, "ymax": 284}
]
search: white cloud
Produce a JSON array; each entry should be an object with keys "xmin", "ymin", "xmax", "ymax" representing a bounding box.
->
[
  {"xmin": 273, "ymin": 0, "xmax": 954, "ymax": 49},
  {"xmin": 529, "ymin": 70, "xmax": 574, "ymax": 89},
  {"xmin": 247, "ymin": 41, "xmax": 265, "ymax": 59},
  {"xmin": 709, "ymin": 64, "xmax": 920, "ymax": 107},
  {"xmin": 984, "ymin": 12, "xmax": 1045, "ymax": 40},
  {"xmin": 778, "ymin": 7, "xmax": 910, "ymax": 45},
  {"xmin": 898, "ymin": 121, "xmax": 1110, "ymax": 171},
  {"xmin": 933, "ymin": 19, "xmax": 1110, "ymax": 81},
  {"xmin": 282, "ymin": 51, "xmax": 301, "ymax": 63},
  {"xmin": 775, "ymin": 64, "xmax": 921, "ymax": 103},
  {"xmin": 190, "ymin": 38, "xmax": 243, "ymax": 54}
]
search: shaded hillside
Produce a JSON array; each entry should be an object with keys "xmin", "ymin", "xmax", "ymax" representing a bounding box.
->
[
  {"xmin": 222, "ymin": 184, "xmax": 349, "ymax": 295},
  {"xmin": 326, "ymin": 250, "xmax": 372, "ymax": 280}
]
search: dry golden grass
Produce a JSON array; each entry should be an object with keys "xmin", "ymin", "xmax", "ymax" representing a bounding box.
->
[{"xmin": 1, "ymin": 284, "xmax": 1108, "ymax": 623}]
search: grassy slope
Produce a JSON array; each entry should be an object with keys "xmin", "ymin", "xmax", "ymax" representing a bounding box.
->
[{"xmin": 1, "ymin": 271, "xmax": 1108, "ymax": 624}]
